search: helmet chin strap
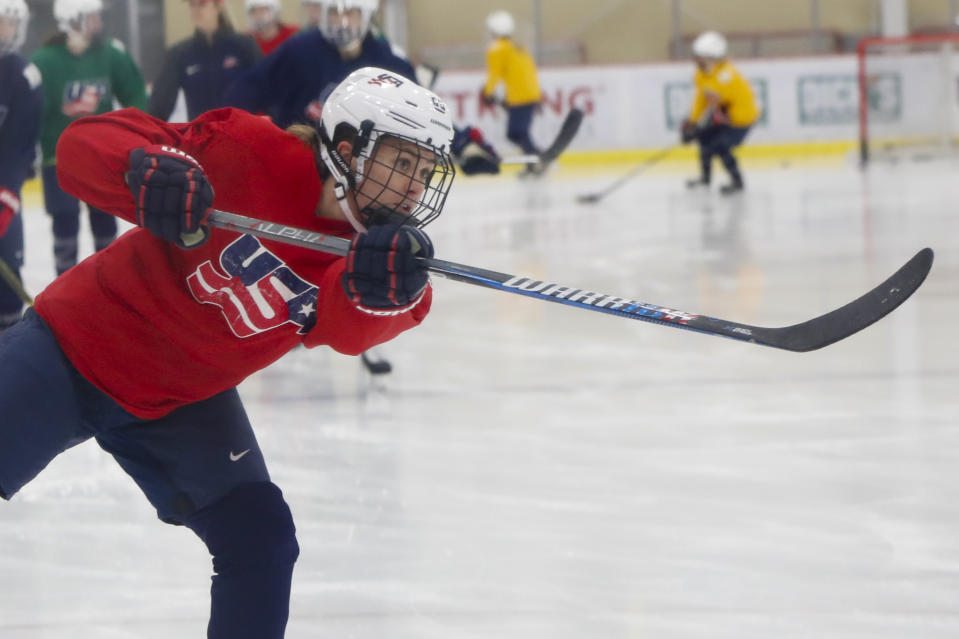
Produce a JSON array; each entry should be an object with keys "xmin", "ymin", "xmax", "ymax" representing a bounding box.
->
[
  {"xmin": 318, "ymin": 120, "xmax": 378, "ymax": 232},
  {"xmin": 318, "ymin": 143, "xmax": 366, "ymax": 233}
]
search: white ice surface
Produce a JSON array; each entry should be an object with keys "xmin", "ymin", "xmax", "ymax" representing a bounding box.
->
[{"xmin": 1, "ymin": 155, "xmax": 958, "ymax": 638}]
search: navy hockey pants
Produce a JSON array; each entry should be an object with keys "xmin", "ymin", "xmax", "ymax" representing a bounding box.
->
[
  {"xmin": 506, "ymin": 103, "xmax": 540, "ymax": 155},
  {"xmin": 0, "ymin": 207, "xmax": 24, "ymax": 329},
  {"xmin": 697, "ymin": 124, "xmax": 751, "ymax": 185},
  {"xmin": 41, "ymin": 165, "xmax": 117, "ymax": 274},
  {"xmin": 0, "ymin": 310, "xmax": 298, "ymax": 638}
]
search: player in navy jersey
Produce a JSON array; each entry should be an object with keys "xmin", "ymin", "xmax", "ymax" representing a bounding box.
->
[
  {"xmin": 0, "ymin": 0, "xmax": 42, "ymax": 331},
  {"xmin": 0, "ymin": 67, "xmax": 455, "ymax": 639},
  {"xmin": 149, "ymin": 0, "xmax": 262, "ymax": 122},
  {"xmin": 226, "ymin": 0, "xmax": 501, "ymax": 176}
]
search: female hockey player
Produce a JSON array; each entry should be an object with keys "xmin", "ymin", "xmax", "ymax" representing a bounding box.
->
[
  {"xmin": 0, "ymin": 67, "xmax": 456, "ymax": 639},
  {"xmin": 30, "ymin": 0, "xmax": 147, "ymax": 274},
  {"xmin": 481, "ymin": 9, "xmax": 543, "ymax": 172},
  {"xmin": 680, "ymin": 30, "xmax": 760, "ymax": 195},
  {"xmin": 246, "ymin": 0, "xmax": 298, "ymax": 56},
  {"xmin": 0, "ymin": 0, "xmax": 42, "ymax": 332},
  {"xmin": 226, "ymin": 0, "xmax": 501, "ymax": 176},
  {"xmin": 149, "ymin": 0, "xmax": 261, "ymax": 122}
]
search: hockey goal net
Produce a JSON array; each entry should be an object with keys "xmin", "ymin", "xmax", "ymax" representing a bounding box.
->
[{"xmin": 858, "ymin": 33, "xmax": 959, "ymax": 164}]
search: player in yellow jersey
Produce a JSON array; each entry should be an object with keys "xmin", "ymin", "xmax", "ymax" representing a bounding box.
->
[
  {"xmin": 680, "ymin": 31, "xmax": 759, "ymax": 195},
  {"xmin": 481, "ymin": 10, "xmax": 543, "ymax": 173}
]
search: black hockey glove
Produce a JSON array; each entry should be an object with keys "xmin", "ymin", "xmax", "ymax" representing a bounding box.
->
[
  {"xmin": 452, "ymin": 126, "xmax": 501, "ymax": 176},
  {"xmin": 680, "ymin": 119, "xmax": 699, "ymax": 144},
  {"xmin": 342, "ymin": 224, "xmax": 434, "ymax": 310},
  {"xmin": 125, "ymin": 145, "xmax": 215, "ymax": 248}
]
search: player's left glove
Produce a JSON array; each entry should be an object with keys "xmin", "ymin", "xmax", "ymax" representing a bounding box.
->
[
  {"xmin": 680, "ymin": 119, "xmax": 699, "ymax": 144},
  {"xmin": 479, "ymin": 88, "xmax": 497, "ymax": 107},
  {"xmin": 0, "ymin": 188, "xmax": 20, "ymax": 238},
  {"xmin": 342, "ymin": 224, "xmax": 433, "ymax": 311},
  {"xmin": 452, "ymin": 126, "xmax": 501, "ymax": 176},
  {"xmin": 125, "ymin": 145, "xmax": 215, "ymax": 249}
]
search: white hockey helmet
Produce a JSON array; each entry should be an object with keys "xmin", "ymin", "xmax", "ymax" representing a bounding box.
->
[
  {"xmin": 486, "ymin": 10, "xmax": 514, "ymax": 38},
  {"xmin": 691, "ymin": 30, "xmax": 727, "ymax": 59},
  {"xmin": 319, "ymin": 66, "xmax": 456, "ymax": 231},
  {"xmin": 316, "ymin": 0, "xmax": 377, "ymax": 50},
  {"xmin": 246, "ymin": 0, "xmax": 279, "ymax": 10},
  {"xmin": 246, "ymin": 0, "xmax": 279, "ymax": 30},
  {"xmin": 0, "ymin": 0, "xmax": 29, "ymax": 55},
  {"xmin": 54, "ymin": 0, "xmax": 102, "ymax": 35}
]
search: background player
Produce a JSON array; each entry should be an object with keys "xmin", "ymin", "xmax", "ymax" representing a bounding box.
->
[
  {"xmin": 30, "ymin": 0, "xmax": 147, "ymax": 274},
  {"xmin": 246, "ymin": 0, "xmax": 298, "ymax": 56},
  {"xmin": 148, "ymin": 0, "xmax": 261, "ymax": 122},
  {"xmin": 481, "ymin": 9, "xmax": 543, "ymax": 174},
  {"xmin": 226, "ymin": 0, "xmax": 501, "ymax": 176},
  {"xmin": 0, "ymin": 66, "xmax": 455, "ymax": 639},
  {"xmin": 0, "ymin": 0, "xmax": 42, "ymax": 332},
  {"xmin": 680, "ymin": 30, "xmax": 759, "ymax": 195}
]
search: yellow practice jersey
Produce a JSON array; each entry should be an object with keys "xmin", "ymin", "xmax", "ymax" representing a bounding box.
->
[
  {"xmin": 483, "ymin": 37, "xmax": 542, "ymax": 106},
  {"xmin": 690, "ymin": 60, "xmax": 760, "ymax": 128}
]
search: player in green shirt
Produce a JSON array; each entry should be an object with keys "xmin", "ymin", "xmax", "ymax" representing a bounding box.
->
[{"xmin": 31, "ymin": 0, "xmax": 146, "ymax": 275}]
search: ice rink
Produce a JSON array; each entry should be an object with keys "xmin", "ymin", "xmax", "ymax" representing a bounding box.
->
[{"xmin": 1, "ymin": 155, "xmax": 958, "ymax": 638}]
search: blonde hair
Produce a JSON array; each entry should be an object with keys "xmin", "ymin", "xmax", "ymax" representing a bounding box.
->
[
  {"xmin": 286, "ymin": 123, "xmax": 329, "ymax": 179},
  {"xmin": 286, "ymin": 123, "xmax": 319, "ymax": 151}
]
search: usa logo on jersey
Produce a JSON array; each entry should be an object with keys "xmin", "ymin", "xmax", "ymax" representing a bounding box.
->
[
  {"xmin": 61, "ymin": 81, "xmax": 108, "ymax": 117},
  {"xmin": 187, "ymin": 235, "xmax": 319, "ymax": 338}
]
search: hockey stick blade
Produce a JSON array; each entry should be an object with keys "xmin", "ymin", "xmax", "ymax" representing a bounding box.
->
[{"xmin": 208, "ymin": 211, "xmax": 933, "ymax": 352}]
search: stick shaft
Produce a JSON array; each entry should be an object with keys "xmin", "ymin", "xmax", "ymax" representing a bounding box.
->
[
  {"xmin": 579, "ymin": 145, "xmax": 679, "ymax": 202},
  {"xmin": 0, "ymin": 257, "xmax": 33, "ymax": 306}
]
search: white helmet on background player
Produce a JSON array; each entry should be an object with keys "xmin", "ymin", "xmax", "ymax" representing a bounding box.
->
[
  {"xmin": 246, "ymin": 0, "xmax": 280, "ymax": 31},
  {"xmin": 54, "ymin": 0, "xmax": 103, "ymax": 39},
  {"xmin": 312, "ymin": 0, "xmax": 377, "ymax": 51},
  {"xmin": 0, "ymin": 0, "xmax": 29, "ymax": 56},
  {"xmin": 691, "ymin": 30, "xmax": 727, "ymax": 59},
  {"xmin": 319, "ymin": 66, "xmax": 456, "ymax": 232},
  {"xmin": 486, "ymin": 10, "xmax": 514, "ymax": 38}
]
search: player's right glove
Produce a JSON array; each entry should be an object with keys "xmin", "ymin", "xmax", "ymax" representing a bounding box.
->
[
  {"xmin": 0, "ymin": 187, "xmax": 20, "ymax": 238},
  {"xmin": 680, "ymin": 119, "xmax": 699, "ymax": 144},
  {"xmin": 125, "ymin": 145, "xmax": 215, "ymax": 249},
  {"xmin": 342, "ymin": 224, "xmax": 433, "ymax": 312}
]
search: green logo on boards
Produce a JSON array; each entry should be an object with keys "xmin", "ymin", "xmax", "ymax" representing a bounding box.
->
[
  {"xmin": 663, "ymin": 79, "xmax": 768, "ymax": 129},
  {"xmin": 797, "ymin": 73, "xmax": 901, "ymax": 125}
]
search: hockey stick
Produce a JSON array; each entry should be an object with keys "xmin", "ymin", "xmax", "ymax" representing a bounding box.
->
[
  {"xmin": 498, "ymin": 107, "xmax": 584, "ymax": 166},
  {"xmin": 577, "ymin": 144, "xmax": 681, "ymax": 204},
  {"xmin": 0, "ymin": 256, "xmax": 33, "ymax": 306},
  {"xmin": 208, "ymin": 210, "xmax": 933, "ymax": 353}
]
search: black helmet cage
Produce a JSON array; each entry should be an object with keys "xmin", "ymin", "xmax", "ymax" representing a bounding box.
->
[{"xmin": 319, "ymin": 118, "xmax": 456, "ymax": 229}]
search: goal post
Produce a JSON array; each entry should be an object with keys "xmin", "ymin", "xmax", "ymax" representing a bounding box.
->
[{"xmin": 857, "ymin": 32, "xmax": 959, "ymax": 165}]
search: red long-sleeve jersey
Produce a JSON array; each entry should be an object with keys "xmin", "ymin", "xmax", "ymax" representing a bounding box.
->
[{"xmin": 37, "ymin": 107, "xmax": 431, "ymax": 419}]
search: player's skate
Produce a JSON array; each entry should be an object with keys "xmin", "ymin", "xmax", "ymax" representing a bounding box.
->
[
  {"xmin": 719, "ymin": 178, "xmax": 744, "ymax": 195},
  {"xmin": 518, "ymin": 160, "xmax": 546, "ymax": 179},
  {"xmin": 686, "ymin": 177, "xmax": 709, "ymax": 189}
]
